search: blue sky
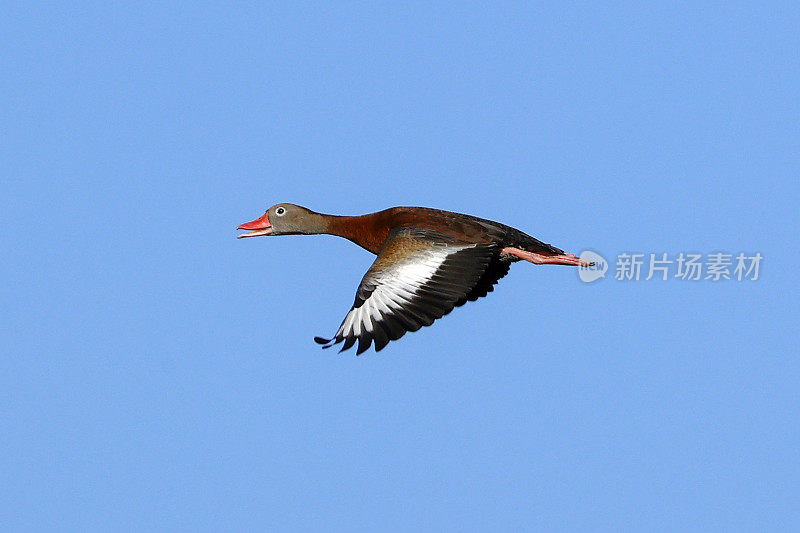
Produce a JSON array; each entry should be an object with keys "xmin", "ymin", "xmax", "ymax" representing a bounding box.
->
[{"xmin": 2, "ymin": 2, "xmax": 798, "ymax": 530}]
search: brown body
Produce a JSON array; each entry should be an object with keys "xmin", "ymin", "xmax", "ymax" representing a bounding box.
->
[{"xmin": 325, "ymin": 206, "xmax": 565, "ymax": 256}]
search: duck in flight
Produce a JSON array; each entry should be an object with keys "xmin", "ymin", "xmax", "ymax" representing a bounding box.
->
[{"xmin": 238, "ymin": 204, "xmax": 591, "ymax": 354}]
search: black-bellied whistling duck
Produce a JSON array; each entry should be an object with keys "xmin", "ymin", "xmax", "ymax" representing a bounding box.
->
[{"xmin": 238, "ymin": 204, "xmax": 591, "ymax": 354}]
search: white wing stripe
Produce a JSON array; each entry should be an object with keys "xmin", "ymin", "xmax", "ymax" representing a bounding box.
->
[{"xmin": 334, "ymin": 243, "xmax": 478, "ymax": 341}]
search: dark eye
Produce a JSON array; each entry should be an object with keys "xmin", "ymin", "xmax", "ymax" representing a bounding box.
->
[{"xmin": 275, "ymin": 206, "xmax": 286, "ymax": 216}]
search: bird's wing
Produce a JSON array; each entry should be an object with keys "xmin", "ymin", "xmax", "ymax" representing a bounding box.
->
[
  {"xmin": 456, "ymin": 255, "xmax": 512, "ymax": 307},
  {"xmin": 315, "ymin": 227, "xmax": 499, "ymax": 354}
]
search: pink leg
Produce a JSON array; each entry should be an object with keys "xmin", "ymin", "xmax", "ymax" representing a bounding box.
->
[{"xmin": 501, "ymin": 247, "xmax": 594, "ymax": 267}]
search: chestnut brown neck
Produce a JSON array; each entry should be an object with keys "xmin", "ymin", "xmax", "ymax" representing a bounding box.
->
[{"xmin": 321, "ymin": 212, "xmax": 392, "ymax": 254}]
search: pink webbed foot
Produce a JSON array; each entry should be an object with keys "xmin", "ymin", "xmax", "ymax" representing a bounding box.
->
[{"xmin": 501, "ymin": 247, "xmax": 594, "ymax": 267}]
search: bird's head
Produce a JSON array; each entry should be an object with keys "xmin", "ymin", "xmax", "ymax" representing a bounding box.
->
[{"xmin": 237, "ymin": 203, "xmax": 325, "ymax": 238}]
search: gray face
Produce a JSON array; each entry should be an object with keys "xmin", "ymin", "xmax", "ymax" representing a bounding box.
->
[{"xmin": 267, "ymin": 203, "xmax": 320, "ymax": 235}]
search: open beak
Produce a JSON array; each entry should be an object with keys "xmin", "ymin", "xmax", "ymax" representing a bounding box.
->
[{"xmin": 237, "ymin": 212, "xmax": 274, "ymax": 238}]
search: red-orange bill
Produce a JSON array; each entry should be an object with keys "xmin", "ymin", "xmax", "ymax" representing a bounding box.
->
[{"xmin": 237, "ymin": 212, "xmax": 273, "ymax": 238}]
